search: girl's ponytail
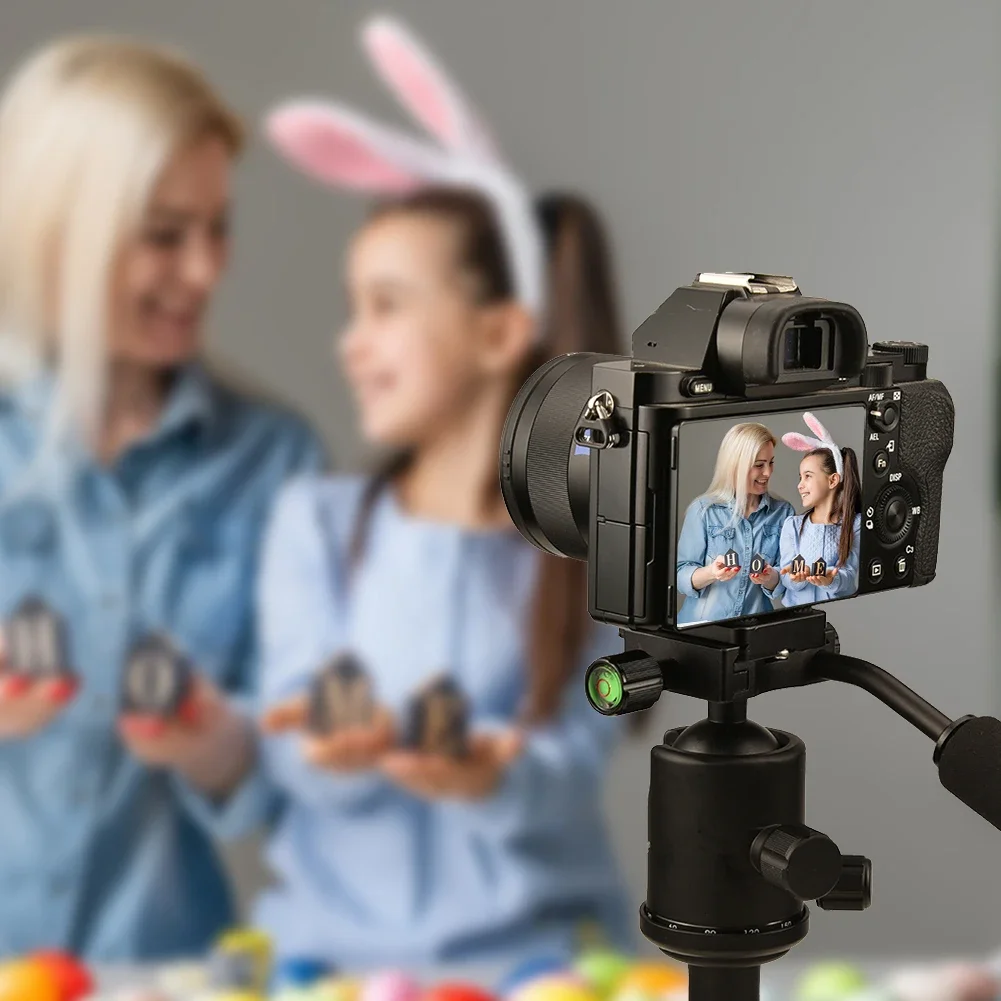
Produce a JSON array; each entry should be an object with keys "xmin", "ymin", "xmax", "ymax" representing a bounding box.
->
[{"xmin": 834, "ymin": 446, "xmax": 861, "ymax": 566}]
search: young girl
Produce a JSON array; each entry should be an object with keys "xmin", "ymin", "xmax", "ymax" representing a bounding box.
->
[
  {"xmin": 779, "ymin": 413, "xmax": 862, "ymax": 605},
  {"xmin": 676, "ymin": 423, "xmax": 794, "ymax": 626},
  {"xmin": 0, "ymin": 37, "xmax": 321, "ymax": 959},
  {"xmin": 256, "ymin": 16, "xmax": 633, "ymax": 968}
]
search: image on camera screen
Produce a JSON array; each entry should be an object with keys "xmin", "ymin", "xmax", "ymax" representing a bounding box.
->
[{"xmin": 675, "ymin": 405, "xmax": 865, "ymax": 628}]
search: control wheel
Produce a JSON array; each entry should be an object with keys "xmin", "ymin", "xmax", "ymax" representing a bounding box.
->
[{"xmin": 873, "ymin": 484, "xmax": 915, "ymax": 546}]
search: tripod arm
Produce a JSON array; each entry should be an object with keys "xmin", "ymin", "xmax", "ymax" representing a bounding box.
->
[{"xmin": 809, "ymin": 651, "xmax": 1001, "ymax": 832}]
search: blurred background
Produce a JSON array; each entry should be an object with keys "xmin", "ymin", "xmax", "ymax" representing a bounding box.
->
[{"xmin": 2, "ymin": 0, "xmax": 999, "ymax": 963}]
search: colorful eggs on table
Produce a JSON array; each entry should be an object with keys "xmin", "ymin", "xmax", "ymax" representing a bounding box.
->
[
  {"xmin": 794, "ymin": 962, "xmax": 869, "ymax": 1001},
  {"xmin": 208, "ymin": 928, "xmax": 273, "ymax": 995},
  {"xmin": 423, "ymin": 982, "xmax": 498, "ymax": 1001},
  {"xmin": 0, "ymin": 958, "xmax": 61, "ymax": 1001},
  {"xmin": 274, "ymin": 958, "xmax": 336, "ymax": 991},
  {"xmin": 308, "ymin": 978, "xmax": 364, "ymax": 1001},
  {"xmin": 885, "ymin": 963, "xmax": 1000, "ymax": 1001},
  {"xmin": 508, "ymin": 974, "xmax": 599, "ymax": 1001},
  {"xmin": 573, "ymin": 950, "xmax": 631, "ymax": 999},
  {"xmin": 610, "ymin": 962, "xmax": 688, "ymax": 1001},
  {"xmin": 360, "ymin": 971, "xmax": 422, "ymax": 1001},
  {"xmin": 30, "ymin": 951, "xmax": 92, "ymax": 1001}
]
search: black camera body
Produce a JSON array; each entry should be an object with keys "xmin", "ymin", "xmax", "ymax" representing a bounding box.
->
[{"xmin": 500, "ymin": 273, "xmax": 954, "ymax": 634}]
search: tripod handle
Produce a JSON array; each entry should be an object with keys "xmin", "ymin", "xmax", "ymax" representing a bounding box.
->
[
  {"xmin": 934, "ymin": 716, "xmax": 1001, "ymax": 831},
  {"xmin": 809, "ymin": 652, "xmax": 1001, "ymax": 833}
]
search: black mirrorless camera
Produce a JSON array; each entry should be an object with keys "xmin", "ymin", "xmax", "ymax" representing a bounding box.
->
[
  {"xmin": 496, "ymin": 275, "xmax": 1001, "ymax": 1001},
  {"xmin": 501, "ymin": 272, "xmax": 954, "ymax": 635}
]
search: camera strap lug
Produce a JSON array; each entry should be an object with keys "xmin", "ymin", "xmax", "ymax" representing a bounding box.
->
[{"xmin": 574, "ymin": 391, "xmax": 624, "ymax": 449}]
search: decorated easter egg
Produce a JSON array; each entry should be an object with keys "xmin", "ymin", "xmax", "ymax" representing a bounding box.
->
[
  {"xmin": 310, "ymin": 978, "xmax": 364, "ymax": 1001},
  {"xmin": 0, "ymin": 959, "xmax": 60, "ymax": 1001},
  {"xmin": 362, "ymin": 971, "xmax": 422, "ymax": 1001},
  {"xmin": 509, "ymin": 974, "xmax": 599, "ymax": 1001},
  {"xmin": 30, "ymin": 951, "xmax": 92, "ymax": 1001},
  {"xmin": 612, "ymin": 963, "xmax": 687, "ymax": 1001},
  {"xmin": 272, "ymin": 990, "xmax": 317, "ymax": 1001},
  {"xmin": 887, "ymin": 963, "xmax": 999, "ymax": 1001},
  {"xmin": 794, "ymin": 963, "xmax": 868, "ymax": 1001},
  {"xmin": 275, "ymin": 958, "xmax": 335, "ymax": 990},
  {"xmin": 423, "ymin": 983, "xmax": 498, "ymax": 1001},
  {"xmin": 573, "ymin": 950, "xmax": 631, "ymax": 998}
]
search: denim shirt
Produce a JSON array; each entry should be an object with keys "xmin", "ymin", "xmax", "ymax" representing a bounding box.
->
[
  {"xmin": 676, "ymin": 493, "xmax": 795, "ymax": 626},
  {"xmin": 252, "ymin": 476, "xmax": 634, "ymax": 968},
  {"xmin": 0, "ymin": 363, "xmax": 323, "ymax": 961},
  {"xmin": 779, "ymin": 512, "xmax": 863, "ymax": 607}
]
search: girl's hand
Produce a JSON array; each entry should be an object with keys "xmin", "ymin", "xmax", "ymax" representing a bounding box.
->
[
  {"xmin": 118, "ymin": 675, "xmax": 255, "ymax": 798},
  {"xmin": 749, "ymin": 564, "xmax": 779, "ymax": 591},
  {"xmin": 262, "ymin": 697, "xmax": 395, "ymax": 772},
  {"xmin": 380, "ymin": 730, "xmax": 524, "ymax": 801},
  {"xmin": 806, "ymin": 568, "xmax": 838, "ymax": 588},
  {"xmin": 780, "ymin": 565, "xmax": 811, "ymax": 584},
  {"xmin": 0, "ymin": 632, "xmax": 77, "ymax": 741}
]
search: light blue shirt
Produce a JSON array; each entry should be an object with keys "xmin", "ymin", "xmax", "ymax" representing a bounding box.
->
[
  {"xmin": 676, "ymin": 493, "xmax": 795, "ymax": 626},
  {"xmin": 254, "ymin": 475, "xmax": 634, "ymax": 968},
  {"xmin": 0, "ymin": 363, "xmax": 323, "ymax": 961},
  {"xmin": 778, "ymin": 512, "xmax": 863, "ymax": 607}
]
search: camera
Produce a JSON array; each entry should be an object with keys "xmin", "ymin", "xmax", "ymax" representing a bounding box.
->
[{"xmin": 500, "ymin": 273, "xmax": 955, "ymax": 635}]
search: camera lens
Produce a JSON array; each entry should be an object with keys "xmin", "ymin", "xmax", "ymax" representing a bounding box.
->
[{"xmin": 499, "ymin": 353, "xmax": 617, "ymax": 559}]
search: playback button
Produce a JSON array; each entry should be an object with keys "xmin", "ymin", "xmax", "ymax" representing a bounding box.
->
[{"xmin": 867, "ymin": 559, "xmax": 884, "ymax": 583}]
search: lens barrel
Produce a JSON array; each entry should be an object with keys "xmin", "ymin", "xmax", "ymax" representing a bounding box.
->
[{"xmin": 499, "ymin": 352, "xmax": 616, "ymax": 559}]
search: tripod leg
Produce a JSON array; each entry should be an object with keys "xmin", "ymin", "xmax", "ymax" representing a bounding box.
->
[{"xmin": 688, "ymin": 965, "xmax": 760, "ymax": 1001}]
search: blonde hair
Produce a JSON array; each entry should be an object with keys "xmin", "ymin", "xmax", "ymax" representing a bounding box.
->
[
  {"xmin": 0, "ymin": 35, "xmax": 243, "ymax": 450},
  {"xmin": 704, "ymin": 422, "xmax": 777, "ymax": 522}
]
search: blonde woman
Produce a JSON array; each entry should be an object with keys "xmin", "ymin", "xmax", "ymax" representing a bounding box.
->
[
  {"xmin": 0, "ymin": 38, "xmax": 322, "ymax": 959},
  {"xmin": 676, "ymin": 423, "xmax": 794, "ymax": 626}
]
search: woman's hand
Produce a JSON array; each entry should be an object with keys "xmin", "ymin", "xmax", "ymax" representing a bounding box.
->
[
  {"xmin": 261, "ymin": 697, "xmax": 395, "ymax": 772},
  {"xmin": 0, "ymin": 632, "xmax": 77, "ymax": 741},
  {"xmin": 691, "ymin": 555, "xmax": 741, "ymax": 591},
  {"xmin": 780, "ymin": 564, "xmax": 810, "ymax": 585},
  {"xmin": 750, "ymin": 564, "xmax": 780, "ymax": 591},
  {"xmin": 380, "ymin": 730, "xmax": 524, "ymax": 801},
  {"xmin": 118, "ymin": 675, "xmax": 255, "ymax": 798},
  {"xmin": 806, "ymin": 568, "xmax": 838, "ymax": 588}
]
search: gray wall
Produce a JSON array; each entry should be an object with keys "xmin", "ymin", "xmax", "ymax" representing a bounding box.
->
[{"xmin": 2, "ymin": 0, "xmax": 999, "ymax": 959}]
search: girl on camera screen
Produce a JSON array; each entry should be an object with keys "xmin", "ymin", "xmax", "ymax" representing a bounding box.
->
[{"xmin": 778, "ymin": 413, "xmax": 863, "ymax": 606}]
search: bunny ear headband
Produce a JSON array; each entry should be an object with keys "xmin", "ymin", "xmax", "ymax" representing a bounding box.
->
[
  {"xmin": 781, "ymin": 412, "xmax": 844, "ymax": 477},
  {"xmin": 264, "ymin": 14, "xmax": 545, "ymax": 321}
]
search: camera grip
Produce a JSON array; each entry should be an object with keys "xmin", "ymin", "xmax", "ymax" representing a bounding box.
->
[{"xmin": 896, "ymin": 380, "xmax": 954, "ymax": 585}]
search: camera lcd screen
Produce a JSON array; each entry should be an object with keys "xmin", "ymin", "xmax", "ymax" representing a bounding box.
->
[{"xmin": 675, "ymin": 405, "xmax": 866, "ymax": 628}]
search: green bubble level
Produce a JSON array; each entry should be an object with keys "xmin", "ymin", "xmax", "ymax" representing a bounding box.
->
[{"xmin": 588, "ymin": 662, "xmax": 624, "ymax": 712}]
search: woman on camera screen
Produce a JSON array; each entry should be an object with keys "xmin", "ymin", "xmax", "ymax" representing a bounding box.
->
[
  {"xmin": 777, "ymin": 413, "xmax": 862, "ymax": 606},
  {"xmin": 676, "ymin": 422, "xmax": 794, "ymax": 626}
]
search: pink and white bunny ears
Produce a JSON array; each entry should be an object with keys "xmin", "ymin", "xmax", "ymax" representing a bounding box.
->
[
  {"xmin": 781, "ymin": 412, "xmax": 844, "ymax": 477},
  {"xmin": 264, "ymin": 14, "xmax": 544, "ymax": 319}
]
